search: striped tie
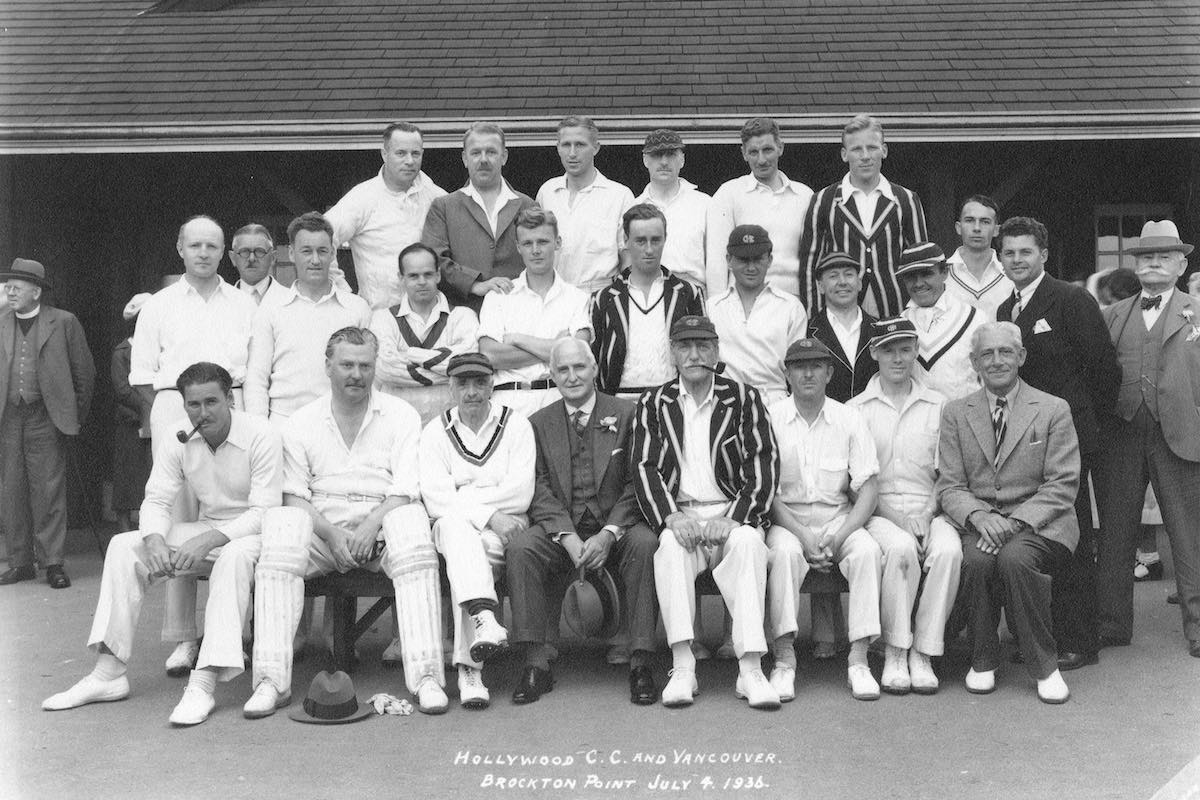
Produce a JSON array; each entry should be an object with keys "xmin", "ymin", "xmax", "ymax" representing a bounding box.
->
[
  {"xmin": 1010, "ymin": 290, "xmax": 1021, "ymax": 321},
  {"xmin": 992, "ymin": 397, "xmax": 1007, "ymax": 467}
]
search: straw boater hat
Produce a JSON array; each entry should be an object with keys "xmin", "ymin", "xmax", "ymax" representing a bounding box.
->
[
  {"xmin": 1126, "ymin": 220, "xmax": 1193, "ymax": 255},
  {"xmin": 0, "ymin": 258, "xmax": 52, "ymax": 290}
]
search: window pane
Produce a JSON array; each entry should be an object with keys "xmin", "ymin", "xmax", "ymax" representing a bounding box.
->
[{"xmin": 1096, "ymin": 216, "xmax": 1119, "ymax": 237}]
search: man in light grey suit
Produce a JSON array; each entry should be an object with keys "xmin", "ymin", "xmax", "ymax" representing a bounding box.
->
[
  {"xmin": 421, "ymin": 121, "xmax": 536, "ymax": 313},
  {"xmin": 0, "ymin": 258, "xmax": 95, "ymax": 588},
  {"xmin": 1097, "ymin": 220, "xmax": 1200, "ymax": 658},
  {"xmin": 937, "ymin": 321, "xmax": 1079, "ymax": 704}
]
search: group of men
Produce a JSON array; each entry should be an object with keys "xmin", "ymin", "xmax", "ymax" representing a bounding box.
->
[{"xmin": 7, "ymin": 111, "xmax": 1198, "ymax": 727}]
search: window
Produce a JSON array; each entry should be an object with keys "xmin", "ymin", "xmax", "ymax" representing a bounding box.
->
[{"xmin": 1094, "ymin": 204, "xmax": 1173, "ymax": 271}]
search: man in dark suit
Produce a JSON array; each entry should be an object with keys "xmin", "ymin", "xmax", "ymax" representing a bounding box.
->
[
  {"xmin": 1097, "ymin": 220, "xmax": 1200, "ymax": 658},
  {"xmin": 505, "ymin": 338, "xmax": 658, "ymax": 705},
  {"xmin": 996, "ymin": 216, "xmax": 1120, "ymax": 670},
  {"xmin": 939, "ymin": 321, "xmax": 1080, "ymax": 704},
  {"xmin": 0, "ymin": 259, "xmax": 95, "ymax": 589},
  {"xmin": 806, "ymin": 251, "xmax": 879, "ymax": 402},
  {"xmin": 421, "ymin": 121, "xmax": 536, "ymax": 312},
  {"xmin": 632, "ymin": 315, "xmax": 780, "ymax": 710}
]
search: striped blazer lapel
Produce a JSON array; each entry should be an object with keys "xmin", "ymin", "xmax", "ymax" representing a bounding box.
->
[
  {"xmin": 708, "ymin": 381, "xmax": 737, "ymax": 469},
  {"xmin": 660, "ymin": 382, "xmax": 685, "ymax": 478}
]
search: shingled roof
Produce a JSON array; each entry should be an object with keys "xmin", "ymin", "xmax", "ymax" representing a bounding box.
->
[{"xmin": 2, "ymin": 0, "xmax": 1198, "ymax": 152}]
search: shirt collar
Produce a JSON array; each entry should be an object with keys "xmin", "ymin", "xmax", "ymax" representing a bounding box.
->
[
  {"xmin": 317, "ymin": 390, "xmax": 383, "ymax": 428},
  {"xmin": 283, "ymin": 283, "xmax": 345, "ymax": 307},
  {"xmin": 840, "ymin": 172, "xmax": 895, "ymax": 201},
  {"xmin": 511, "ymin": 270, "xmax": 565, "ymax": 300},
  {"xmin": 1015, "ymin": 270, "xmax": 1047, "ymax": 300},
  {"xmin": 636, "ymin": 177, "xmax": 696, "ymax": 204},
  {"xmin": 398, "ymin": 292, "xmax": 450, "ymax": 319},
  {"xmin": 549, "ymin": 170, "xmax": 612, "ymax": 195},
  {"xmin": 985, "ymin": 381, "xmax": 1020, "ymax": 409},
  {"xmin": 564, "ymin": 393, "xmax": 597, "ymax": 419},
  {"xmin": 376, "ymin": 168, "xmax": 428, "ymax": 197},
  {"xmin": 462, "ymin": 179, "xmax": 519, "ymax": 208},
  {"xmin": 1142, "ymin": 287, "xmax": 1175, "ymax": 303},
  {"xmin": 947, "ymin": 247, "xmax": 1003, "ymax": 274},
  {"xmin": 446, "ymin": 401, "xmax": 502, "ymax": 432},
  {"xmin": 179, "ymin": 277, "xmax": 233, "ymax": 298},
  {"xmin": 858, "ymin": 373, "xmax": 940, "ymax": 408},
  {"xmin": 742, "ymin": 171, "xmax": 798, "ymax": 195},
  {"xmin": 214, "ymin": 411, "xmax": 255, "ymax": 451},
  {"xmin": 14, "ymin": 306, "xmax": 40, "ymax": 320},
  {"xmin": 237, "ymin": 276, "xmax": 271, "ymax": 297},
  {"xmin": 677, "ymin": 378, "xmax": 716, "ymax": 409}
]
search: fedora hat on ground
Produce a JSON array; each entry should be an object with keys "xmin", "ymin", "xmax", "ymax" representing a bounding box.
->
[
  {"xmin": 563, "ymin": 566, "xmax": 621, "ymax": 640},
  {"xmin": 1127, "ymin": 220, "xmax": 1193, "ymax": 256},
  {"xmin": 288, "ymin": 670, "xmax": 373, "ymax": 725},
  {"xmin": 0, "ymin": 258, "xmax": 52, "ymax": 290}
]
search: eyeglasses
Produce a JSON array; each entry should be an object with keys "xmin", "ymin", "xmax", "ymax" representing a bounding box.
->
[{"xmin": 233, "ymin": 248, "xmax": 272, "ymax": 260}]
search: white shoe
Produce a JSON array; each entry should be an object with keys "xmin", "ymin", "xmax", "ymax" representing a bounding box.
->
[
  {"xmin": 416, "ymin": 678, "xmax": 449, "ymax": 715},
  {"xmin": 847, "ymin": 663, "xmax": 880, "ymax": 701},
  {"xmin": 1037, "ymin": 669, "xmax": 1070, "ymax": 704},
  {"xmin": 881, "ymin": 646, "xmax": 911, "ymax": 695},
  {"xmin": 661, "ymin": 668, "xmax": 698, "ymax": 708},
  {"xmin": 42, "ymin": 674, "xmax": 130, "ymax": 711},
  {"xmin": 382, "ymin": 637, "xmax": 404, "ymax": 668},
  {"xmin": 457, "ymin": 665, "xmax": 490, "ymax": 710},
  {"xmin": 165, "ymin": 640, "xmax": 200, "ymax": 677},
  {"xmin": 468, "ymin": 611, "xmax": 509, "ymax": 663},
  {"xmin": 169, "ymin": 686, "xmax": 215, "ymax": 726},
  {"xmin": 715, "ymin": 638, "xmax": 737, "ymax": 660},
  {"xmin": 965, "ymin": 667, "xmax": 996, "ymax": 694},
  {"xmin": 768, "ymin": 665, "xmax": 796, "ymax": 702},
  {"xmin": 736, "ymin": 668, "xmax": 781, "ymax": 710},
  {"xmin": 692, "ymin": 641, "xmax": 711, "ymax": 661},
  {"xmin": 243, "ymin": 681, "xmax": 290, "ymax": 719},
  {"xmin": 908, "ymin": 650, "xmax": 939, "ymax": 695}
]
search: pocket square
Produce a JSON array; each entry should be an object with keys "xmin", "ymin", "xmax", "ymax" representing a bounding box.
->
[{"xmin": 1033, "ymin": 318, "xmax": 1052, "ymax": 334}]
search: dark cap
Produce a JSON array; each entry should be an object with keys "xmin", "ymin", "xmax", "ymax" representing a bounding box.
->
[
  {"xmin": 727, "ymin": 225, "xmax": 772, "ymax": 258},
  {"xmin": 813, "ymin": 251, "xmax": 859, "ymax": 278},
  {"xmin": 868, "ymin": 316, "xmax": 918, "ymax": 348},
  {"xmin": 784, "ymin": 337, "xmax": 834, "ymax": 364},
  {"xmin": 669, "ymin": 315, "xmax": 719, "ymax": 342},
  {"xmin": 0, "ymin": 258, "xmax": 51, "ymax": 290},
  {"xmin": 446, "ymin": 352, "xmax": 495, "ymax": 378},
  {"xmin": 642, "ymin": 129, "xmax": 685, "ymax": 154},
  {"xmin": 895, "ymin": 242, "xmax": 947, "ymax": 277}
]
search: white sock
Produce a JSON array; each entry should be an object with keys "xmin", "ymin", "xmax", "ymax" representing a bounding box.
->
[
  {"xmin": 92, "ymin": 653, "xmax": 127, "ymax": 682},
  {"xmin": 738, "ymin": 652, "xmax": 764, "ymax": 677},
  {"xmin": 773, "ymin": 635, "xmax": 797, "ymax": 669},
  {"xmin": 671, "ymin": 642, "xmax": 696, "ymax": 672},
  {"xmin": 848, "ymin": 638, "xmax": 870, "ymax": 667},
  {"xmin": 186, "ymin": 667, "xmax": 217, "ymax": 695}
]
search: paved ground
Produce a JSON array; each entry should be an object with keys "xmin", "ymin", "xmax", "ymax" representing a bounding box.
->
[{"xmin": 3, "ymin": 539, "xmax": 1198, "ymax": 800}]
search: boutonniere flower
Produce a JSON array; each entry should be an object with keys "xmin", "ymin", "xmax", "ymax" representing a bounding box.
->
[
  {"xmin": 1182, "ymin": 308, "xmax": 1200, "ymax": 342},
  {"xmin": 596, "ymin": 415, "xmax": 619, "ymax": 433}
]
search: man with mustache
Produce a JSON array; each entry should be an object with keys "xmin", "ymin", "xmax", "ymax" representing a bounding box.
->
[{"xmin": 1096, "ymin": 220, "xmax": 1200, "ymax": 658}]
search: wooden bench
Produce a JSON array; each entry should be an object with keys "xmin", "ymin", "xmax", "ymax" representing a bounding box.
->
[{"xmin": 306, "ymin": 565, "xmax": 849, "ymax": 673}]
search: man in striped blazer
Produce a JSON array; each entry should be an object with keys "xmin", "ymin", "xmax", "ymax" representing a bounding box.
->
[
  {"xmin": 631, "ymin": 315, "xmax": 781, "ymax": 710},
  {"xmin": 590, "ymin": 204, "xmax": 704, "ymax": 398},
  {"xmin": 798, "ymin": 114, "xmax": 928, "ymax": 319}
]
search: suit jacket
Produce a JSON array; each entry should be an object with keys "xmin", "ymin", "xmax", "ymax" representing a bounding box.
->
[
  {"xmin": 997, "ymin": 275, "xmax": 1120, "ymax": 458},
  {"xmin": 631, "ymin": 373, "xmax": 778, "ymax": 533},
  {"xmin": 0, "ymin": 305, "xmax": 95, "ymax": 435},
  {"xmin": 798, "ymin": 180, "xmax": 927, "ymax": 317},
  {"xmin": 421, "ymin": 187, "xmax": 536, "ymax": 312},
  {"xmin": 527, "ymin": 392, "xmax": 642, "ymax": 538},
  {"xmin": 111, "ymin": 338, "xmax": 144, "ymax": 425},
  {"xmin": 589, "ymin": 266, "xmax": 704, "ymax": 394},
  {"xmin": 1102, "ymin": 289, "xmax": 1200, "ymax": 461},
  {"xmin": 806, "ymin": 307, "xmax": 879, "ymax": 402},
  {"xmin": 936, "ymin": 381, "xmax": 1081, "ymax": 552}
]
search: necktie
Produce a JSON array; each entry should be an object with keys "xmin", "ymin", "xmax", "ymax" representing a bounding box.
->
[
  {"xmin": 1010, "ymin": 290, "xmax": 1022, "ymax": 321},
  {"xmin": 992, "ymin": 397, "xmax": 1007, "ymax": 467},
  {"xmin": 1140, "ymin": 295, "xmax": 1162, "ymax": 311},
  {"xmin": 572, "ymin": 409, "xmax": 588, "ymax": 437}
]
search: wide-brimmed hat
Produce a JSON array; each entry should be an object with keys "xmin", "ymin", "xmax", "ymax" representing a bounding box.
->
[
  {"xmin": 895, "ymin": 242, "xmax": 947, "ymax": 277},
  {"xmin": 563, "ymin": 566, "xmax": 621, "ymax": 640},
  {"xmin": 1127, "ymin": 220, "xmax": 1193, "ymax": 255},
  {"xmin": 0, "ymin": 258, "xmax": 52, "ymax": 290},
  {"xmin": 868, "ymin": 316, "xmax": 918, "ymax": 348},
  {"xmin": 288, "ymin": 671, "xmax": 373, "ymax": 725}
]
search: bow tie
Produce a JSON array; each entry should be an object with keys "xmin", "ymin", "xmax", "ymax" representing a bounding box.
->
[{"xmin": 1140, "ymin": 295, "xmax": 1163, "ymax": 311}]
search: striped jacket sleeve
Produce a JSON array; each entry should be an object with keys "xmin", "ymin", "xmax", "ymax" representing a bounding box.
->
[
  {"xmin": 631, "ymin": 388, "xmax": 676, "ymax": 533},
  {"xmin": 797, "ymin": 187, "xmax": 834, "ymax": 313},
  {"xmin": 727, "ymin": 384, "xmax": 779, "ymax": 528}
]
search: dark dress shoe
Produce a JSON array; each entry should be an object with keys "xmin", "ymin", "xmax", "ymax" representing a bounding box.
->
[
  {"xmin": 1098, "ymin": 635, "xmax": 1131, "ymax": 648},
  {"xmin": 1168, "ymin": 592, "xmax": 1180, "ymax": 605},
  {"xmin": 1057, "ymin": 651, "xmax": 1098, "ymax": 671},
  {"xmin": 0, "ymin": 565, "xmax": 36, "ymax": 585},
  {"xmin": 1189, "ymin": 641, "xmax": 1200, "ymax": 659},
  {"xmin": 46, "ymin": 565, "xmax": 71, "ymax": 589},
  {"xmin": 511, "ymin": 666, "xmax": 553, "ymax": 705},
  {"xmin": 629, "ymin": 665, "xmax": 656, "ymax": 706}
]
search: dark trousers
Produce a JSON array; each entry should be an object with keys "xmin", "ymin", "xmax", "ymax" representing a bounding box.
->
[
  {"xmin": 1, "ymin": 401, "xmax": 68, "ymax": 567},
  {"xmin": 506, "ymin": 522, "xmax": 659, "ymax": 652},
  {"xmin": 1052, "ymin": 456, "xmax": 1098, "ymax": 654},
  {"xmin": 957, "ymin": 528, "xmax": 1069, "ymax": 679},
  {"xmin": 1097, "ymin": 407, "xmax": 1200, "ymax": 643}
]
